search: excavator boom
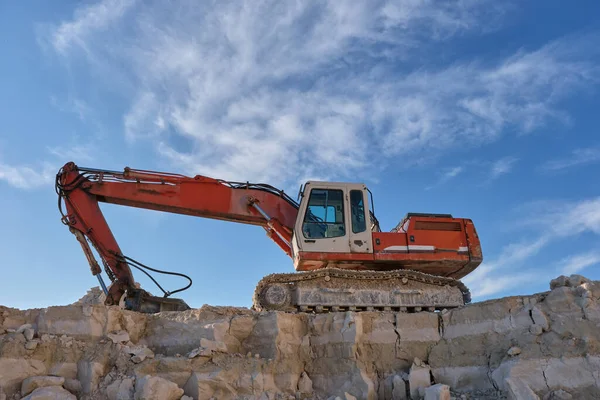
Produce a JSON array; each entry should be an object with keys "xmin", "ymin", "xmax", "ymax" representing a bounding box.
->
[{"xmin": 56, "ymin": 162, "xmax": 298, "ymax": 311}]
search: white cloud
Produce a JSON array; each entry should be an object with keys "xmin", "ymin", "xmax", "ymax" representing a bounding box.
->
[
  {"xmin": 44, "ymin": 1, "xmax": 600, "ymax": 187},
  {"xmin": 51, "ymin": 0, "xmax": 137, "ymax": 55},
  {"xmin": 462, "ymin": 237, "xmax": 547, "ymax": 297},
  {"xmin": 463, "ymin": 197, "xmax": 600, "ymax": 299},
  {"xmin": 446, "ymin": 166, "xmax": 464, "ymax": 178},
  {"xmin": 463, "ymin": 264, "xmax": 539, "ymax": 298},
  {"xmin": 0, "ymin": 162, "xmax": 55, "ymax": 190},
  {"xmin": 524, "ymin": 197, "xmax": 600, "ymax": 237},
  {"xmin": 560, "ymin": 251, "xmax": 600, "ymax": 275},
  {"xmin": 47, "ymin": 144, "xmax": 95, "ymax": 163},
  {"xmin": 541, "ymin": 147, "xmax": 600, "ymax": 171},
  {"xmin": 425, "ymin": 166, "xmax": 464, "ymax": 190},
  {"xmin": 490, "ymin": 156, "xmax": 518, "ymax": 179},
  {"xmin": 50, "ymin": 96, "xmax": 91, "ymax": 121}
]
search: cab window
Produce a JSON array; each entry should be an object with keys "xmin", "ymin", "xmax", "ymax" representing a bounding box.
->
[
  {"xmin": 302, "ymin": 189, "xmax": 345, "ymax": 239},
  {"xmin": 350, "ymin": 190, "xmax": 367, "ymax": 233}
]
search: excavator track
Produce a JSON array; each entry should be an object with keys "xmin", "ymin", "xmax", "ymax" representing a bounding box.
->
[{"xmin": 252, "ymin": 268, "xmax": 471, "ymax": 313}]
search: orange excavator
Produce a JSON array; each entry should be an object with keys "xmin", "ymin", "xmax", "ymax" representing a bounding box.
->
[{"xmin": 56, "ymin": 161, "xmax": 483, "ymax": 314}]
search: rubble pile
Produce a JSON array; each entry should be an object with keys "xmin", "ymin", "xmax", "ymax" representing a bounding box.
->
[{"xmin": 1, "ymin": 274, "xmax": 599, "ymax": 399}]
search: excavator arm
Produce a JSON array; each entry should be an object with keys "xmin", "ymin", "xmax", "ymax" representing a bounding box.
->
[{"xmin": 56, "ymin": 161, "xmax": 299, "ymax": 312}]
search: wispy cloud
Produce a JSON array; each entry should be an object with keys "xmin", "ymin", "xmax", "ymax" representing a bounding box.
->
[
  {"xmin": 50, "ymin": 95, "xmax": 91, "ymax": 121},
  {"xmin": 0, "ymin": 141, "xmax": 97, "ymax": 190},
  {"xmin": 0, "ymin": 162, "xmax": 55, "ymax": 190},
  {"xmin": 42, "ymin": 1, "xmax": 600, "ymax": 187},
  {"xmin": 47, "ymin": 144, "xmax": 95, "ymax": 163},
  {"xmin": 541, "ymin": 146, "xmax": 600, "ymax": 172},
  {"xmin": 463, "ymin": 196, "xmax": 600, "ymax": 298},
  {"xmin": 462, "ymin": 237, "xmax": 547, "ymax": 297},
  {"xmin": 489, "ymin": 156, "xmax": 518, "ymax": 179},
  {"xmin": 51, "ymin": 0, "xmax": 137, "ymax": 55},
  {"xmin": 426, "ymin": 166, "xmax": 464, "ymax": 190},
  {"xmin": 560, "ymin": 251, "xmax": 600, "ymax": 275}
]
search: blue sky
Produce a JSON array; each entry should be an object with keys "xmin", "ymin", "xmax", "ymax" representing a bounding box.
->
[{"xmin": 1, "ymin": 0, "xmax": 600, "ymax": 310}]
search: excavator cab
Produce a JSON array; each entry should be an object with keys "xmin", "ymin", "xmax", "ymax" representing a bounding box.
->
[{"xmin": 291, "ymin": 182, "xmax": 375, "ymax": 270}]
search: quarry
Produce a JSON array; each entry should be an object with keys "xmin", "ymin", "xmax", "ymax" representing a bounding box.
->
[{"xmin": 1, "ymin": 274, "xmax": 599, "ymax": 400}]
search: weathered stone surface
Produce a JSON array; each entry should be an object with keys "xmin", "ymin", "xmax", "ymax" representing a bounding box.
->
[
  {"xmin": 23, "ymin": 328, "xmax": 35, "ymax": 341},
  {"xmin": 392, "ymin": 375, "xmax": 407, "ymax": 400},
  {"xmin": 63, "ymin": 379, "xmax": 82, "ymax": 395},
  {"xmin": 106, "ymin": 377, "xmax": 134, "ymax": 400},
  {"xmin": 424, "ymin": 383, "xmax": 450, "ymax": 400},
  {"xmin": 543, "ymin": 389, "xmax": 573, "ymax": 400},
  {"xmin": 0, "ymin": 359, "xmax": 47, "ymax": 394},
  {"xmin": 507, "ymin": 346, "xmax": 521, "ymax": 356},
  {"xmin": 21, "ymin": 376, "xmax": 65, "ymax": 396},
  {"xmin": 505, "ymin": 377, "xmax": 540, "ymax": 400},
  {"xmin": 49, "ymin": 362, "xmax": 78, "ymax": 380},
  {"xmin": 2, "ymin": 276, "xmax": 600, "ymax": 400},
  {"xmin": 108, "ymin": 330, "xmax": 130, "ymax": 344},
  {"xmin": 22, "ymin": 386, "xmax": 77, "ymax": 400},
  {"xmin": 77, "ymin": 360, "xmax": 106, "ymax": 394},
  {"xmin": 25, "ymin": 340, "xmax": 38, "ymax": 350},
  {"xmin": 409, "ymin": 358, "xmax": 431, "ymax": 399},
  {"xmin": 135, "ymin": 375, "xmax": 184, "ymax": 400},
  {"xmin": 298, "ymin": 371, "xmax": 313, "ymax": 395}
]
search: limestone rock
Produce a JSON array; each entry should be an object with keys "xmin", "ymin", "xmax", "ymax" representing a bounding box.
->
[
  {"xmin": 21, "ymin": 376, "xmax": 65, "ymax": 397},
  {"xmin": 409, "ymin": 358, "xmax": 431, "ymax": 399},
  {"xmin": 49, "ymin": 363, "xmax": 78, "ymax": 380},
  {"xmin": 543, "ymin": 389, "xmax": 573, "ymax": 400},
  {"xmin": 108, "ymin": 330, "xmax": 130, "ymax": 344},
  {"xmin": 123, "ymin": 344, "xmax": 154, "ymax": 363},
  {"xmin": 106, "ymin": 378, "xmax": 134, "ymax": 400},
  {"xmin": 1, "ymin": 275, "xmax": 600, "ymax": 400},
  {"xmin": 63, "ymin": 379, "xmax": 82, "ymax": 395},
  {"xmin": 77, "ymin": 361, "xmax": 106, "ymax": 394},
  {"xmin": 507, "ymin": 346, "xmax": 522, "ymax": 356},
  {"xmin": 298, "ymin": 371, "xmax": 313, "ymax": 394},
  {"xmin": 344, "ymin": 392, "xmax": 357, "ymax": 400},
  {"xmin": 200, "ymin": 337, "xmax": 227, "ymax": 352},
  {"xmin": 392, "ymin": 375, "xmax": 407, "ymax": 400},
  {"xmin": 23, "ymin": 328, "xmax": 35, "ymax": 341},
  {"xmin": 22, "ymin": 386, "xmax": 77, "ymax": 400},
  {"xmin": 424, "ymin": 383, "xmax": 450, "ymax": 400},
  {"xmin": 0, "ymin": 359, "xmax": 47, "ymax": 394},
  {"xmin": 135, "ymin": 375, "xmax": 183, "ymax": 400},
  {"xmin": 25, "ymin": 340, "xmax": 39, "ymax": 350},
  {"xmin": 17, "ymin": 323, "xmax": 33, "ymax": 333},
  {"xmin": 506, "ymin": 378, "xmax": 540, "ymax": 400}
]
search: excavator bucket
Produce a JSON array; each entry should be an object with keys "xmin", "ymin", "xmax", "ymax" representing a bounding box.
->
[{"xmin": 123, "ymin": 288, "xmax": 191, "ymax": 313}]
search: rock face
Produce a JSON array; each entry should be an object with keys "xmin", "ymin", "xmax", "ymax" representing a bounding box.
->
[{"xmin": 1, "ymin": 274, "xmax": 599, "ymax": 399}]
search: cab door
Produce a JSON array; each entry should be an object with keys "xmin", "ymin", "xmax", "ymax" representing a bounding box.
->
[{"xmin": 347, "ymin": 186, "xmax": 373, "ymax": 253}]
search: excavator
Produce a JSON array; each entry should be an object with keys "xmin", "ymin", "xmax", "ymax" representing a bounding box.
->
[{"xmin": 55, "ymin": 161, "xmax": 483, "ymax": 314}]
